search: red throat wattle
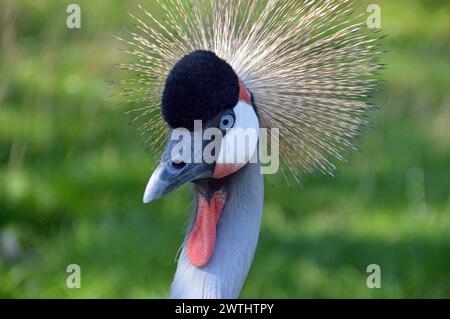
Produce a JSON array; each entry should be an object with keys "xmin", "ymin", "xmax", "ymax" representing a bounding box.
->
[{"xmin": 187, "ymin": 190, "xmax": 227, "ymax": 267}]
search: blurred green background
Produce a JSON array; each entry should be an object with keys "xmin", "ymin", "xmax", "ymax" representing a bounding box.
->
[{"xmin": 0, "ymin": 0, "xmax": 449, "ymax": 298}]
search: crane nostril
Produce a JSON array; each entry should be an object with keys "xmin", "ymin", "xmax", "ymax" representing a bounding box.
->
[{"xmin": 171, "ymin": 160, "xmax": 186, "ymax": 169}]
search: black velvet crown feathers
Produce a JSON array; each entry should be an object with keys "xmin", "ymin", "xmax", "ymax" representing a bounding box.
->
[{"xmin": 161, "ymin": 50, "xmax": 240, "ymax": 130}]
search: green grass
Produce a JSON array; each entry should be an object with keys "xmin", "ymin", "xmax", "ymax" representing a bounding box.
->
[{"xmin": 0, "ymin": 0, "xmax": 449, "ymax": 298}]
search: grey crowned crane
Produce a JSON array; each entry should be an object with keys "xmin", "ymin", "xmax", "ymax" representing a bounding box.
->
[{"xmin": 119, "ymin": 0, "xmax": 382, "ymax": 298}]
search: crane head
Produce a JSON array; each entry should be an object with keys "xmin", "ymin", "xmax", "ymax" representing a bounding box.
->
[{"xmin": 143, "ymin": 50, "xmax": 260, "ymax": 203}]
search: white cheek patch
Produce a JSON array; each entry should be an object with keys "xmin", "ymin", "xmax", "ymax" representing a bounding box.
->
[{"xmin": 214, "ymin": 101, "xmax": 260, "ymax": 178}]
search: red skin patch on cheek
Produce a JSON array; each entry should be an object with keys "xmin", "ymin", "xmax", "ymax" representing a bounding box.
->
[
  {"xmin": 239, "ymin": 79, "xmax": 251, "ymax": 104},
  {"xmin": 187, "ymin": 191, "xmax": 227, "ymax": 268}
]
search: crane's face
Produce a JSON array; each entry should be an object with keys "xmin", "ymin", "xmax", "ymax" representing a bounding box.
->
[
  {"xmin": 143, "ymin": 50, "xmax": 260, "ymax": 203},
  {"xmin": 143, "ymin": 97, "xmax": 260, "ymax": 203}
]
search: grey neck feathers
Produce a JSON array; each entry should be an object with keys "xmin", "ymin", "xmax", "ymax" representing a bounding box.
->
[{"xmin": 170, "ymin": 162, "xmax": 264, "ymax": 299}]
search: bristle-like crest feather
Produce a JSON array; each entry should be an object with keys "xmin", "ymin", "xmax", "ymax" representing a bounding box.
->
[{"xmin": 119, "ymin": 0, "xmax": 382, "ymax": 176}]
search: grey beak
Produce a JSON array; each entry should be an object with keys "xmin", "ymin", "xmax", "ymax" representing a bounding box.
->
[
  {"xmin": 143, "ymin": 162, "xmax": 172, "ymax": 203},
  {"xmin": 143, "ymin": 131, "xmax": 215, "ymax": 203},
  {"xmin": 143, "ymin": 160, "xmax": 213, "ymax": 203}
]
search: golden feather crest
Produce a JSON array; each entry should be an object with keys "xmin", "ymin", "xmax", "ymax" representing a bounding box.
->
[{"xmin": 118, "ymin": 0, "xmax": 383, "ymax": 176}]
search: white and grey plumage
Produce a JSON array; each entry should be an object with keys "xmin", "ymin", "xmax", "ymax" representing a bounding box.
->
[
  {"xmin": 171, "ymin": 162, "xmax": 263, "ymax": 298},
  {"xmin": 118, "ymin": 0, "xmax": 382, "ymax": 298}
]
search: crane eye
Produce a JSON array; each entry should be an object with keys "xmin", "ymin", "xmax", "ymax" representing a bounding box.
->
[{"xmin": 219, "ymin": 114, "xmax": 235, "ymax": 130}]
